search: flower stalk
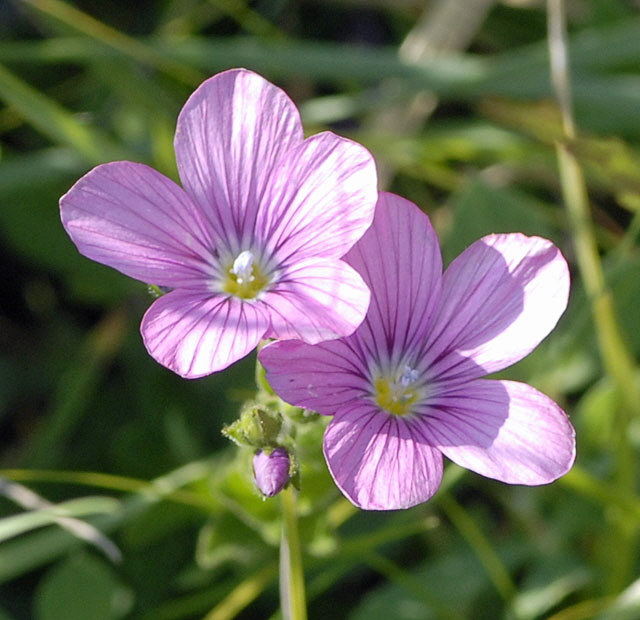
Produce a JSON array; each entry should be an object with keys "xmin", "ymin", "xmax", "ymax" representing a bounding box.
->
[
  {"xmin": 547, "ymin": 0, "xmax": 640, "ymax": 592},
  {"xmin": 280, "ymin": 485, "xmax": 307, "ymax": 620},
  {"xmin": 547, "ymin": 0, "xmax": 638, "ymax": 416}
]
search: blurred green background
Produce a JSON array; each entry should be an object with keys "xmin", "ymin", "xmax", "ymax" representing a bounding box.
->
[{"xmin": 2, "ymin": 0, "xmax": 640, "ymax": 618}]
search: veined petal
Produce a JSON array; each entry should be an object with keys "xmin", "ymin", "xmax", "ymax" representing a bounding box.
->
[
  {"xmin": 263, "ymin": 258, "xmax": 370, "ymax": 343},
  {"xmin": 324, "ymin": 405, "xmax": 444, "ymax": 510},
  {"xmin": 423, "ymin": 234, "xmax": 569, "ymax": 380},
  {"xmin": 141, "ymin": 290, "xmax": 269, "ymax": 378},
  {"xmin": 425, "ymin": 379, "xmax": 575, "ymax": 485},
  {"xmin": 259, "ymin": 339, "xmax": 370, "ymax": 415},
  {"xmin": 345, "ymin": 192, "xmax": 442, "ymax": 370},
  {"xmin": 60, "ymin": 162, "xmax": 215, "ymax": 287},
  {"xmin": 257, "ymin": 132, "xmax": 377, "ymax": 261},
  {"xmin": 175, "ymin": 69, "xmax": 303, "ymax": 251}
]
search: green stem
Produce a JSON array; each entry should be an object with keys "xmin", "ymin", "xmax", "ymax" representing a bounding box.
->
[
  {"xmin": 547, "ymin": 0, "xmax": 639, "ymax": 592},
  {"xmin": 547, "ymin": 1, "xmax": 638, "ymax": 409},
  {"xmin": 280, "ymin": 486, "xmax": 307, "ymax": 620}
]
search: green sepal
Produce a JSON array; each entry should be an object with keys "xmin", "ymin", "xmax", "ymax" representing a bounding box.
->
[
  {"xmin": 222, "ymin": 403, "xmax": 283, "ymax": 449},
  {"xmin": 147, "ymin": 284, "xmax": 171, "ymax": 298}
]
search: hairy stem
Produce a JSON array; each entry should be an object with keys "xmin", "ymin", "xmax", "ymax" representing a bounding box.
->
[{"xmin": 280, "ymin": 486, "xmax": 307, "ymax": 620}]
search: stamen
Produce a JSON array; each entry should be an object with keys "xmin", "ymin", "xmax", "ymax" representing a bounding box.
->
[
  {"xmin": 373, "ymin": 365, "xmax": 421, "ymax": 417},
  {"xmin": 400, "ymin": 366, "xmax": 420, "ymax": 387}
]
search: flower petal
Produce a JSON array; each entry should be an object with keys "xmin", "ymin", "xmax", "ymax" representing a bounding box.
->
[
  {"xmin": 425, "ymin": 379, "xmax": 575, "ymax": 485},
  {"xmin": 141, "ymin": 290, "xmax": 269, "ymax": 378},
  {"xmin": 423, "ymin": 234, "xmax": 569, "ymax": 379},
  {"xmin": 257, "ymin": 132, "xmax": 377, "ymax": 261},
  {"xmin": 345, "ymin": 192, "xmax": 443, "ymax": 370},
  {"xmin": 258, "ymin": 339, "xmax": 370, "ymax": 415},
  {"xmin": 263, "ymin": 257, "xmax": 370, "ymax": 343},
  {"xmin": 175, "ymin": 68, "xmax": 303, "ymax": 251},
  {"xmin": 324, "ymin": 405, "xmax": 444, "ymax": 510},
  {"xmin": 60, "ymin": 162, "xmax": 215, "ymax": 287}
]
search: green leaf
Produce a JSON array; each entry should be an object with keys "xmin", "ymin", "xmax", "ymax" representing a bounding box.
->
[
  {"xmin": 35, "ymin": 553, "xmax": 133, "ymax": 620},
  {"xmin": 0, "ymin": 63, "xmax": 128, "ymax": 164},
  {"xmin": 607, "ymin": 255, "xmax": 640, "ymax": 357},
  {"xmin": 0, "ymin": 497, "xmax": 120, "ymax": 543},
  {"xmin": 441, "ymin": 176, "xmax": 560, "ymax": 264},
  {"xmin": 595, "ymin": 577, "xmax": 640, "ymax": 620},
  {"xmin": 0, "ymin": 459, "xmax": 215, "ymax": 583},
  {"xmin": 0, "ymin": 606, "xmax": 16, "ymax": 620},
  {"xmin": 510, "ymin": 562, "xmax": 590, "ymax": 620},
  {"xmin": 0, "ymin": 149, "xmax": 138, "ymax": 305},
  {"xmin": 576, "ymin": 376, "xmax": 618, "ymax": 451},
  {"xmin": 348, "ymin": 544, "xmax": 515, "ymax": 620}
]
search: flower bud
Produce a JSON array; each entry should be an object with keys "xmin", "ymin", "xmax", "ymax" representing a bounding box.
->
[
  {"xmin": 253, "ymin": 448, "xmax": 290, "ymax": 497},
  {"xmin": 223, "ymin": 405, "xmax": 282, "ymax": 448}
]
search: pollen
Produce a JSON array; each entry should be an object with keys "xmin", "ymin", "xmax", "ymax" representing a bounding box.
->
[
  {"xmin": 223, "ymin": 250, "xmax": 270, "ymax": 299},
  {"xmin": 373, "ymin": 365, "xmax": 421, "ymax": 417}
]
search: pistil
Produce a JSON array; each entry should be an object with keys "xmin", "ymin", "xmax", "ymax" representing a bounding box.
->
[{"xmin": 223, "ymin": 250, "xmax": 270, "ymax": 299}]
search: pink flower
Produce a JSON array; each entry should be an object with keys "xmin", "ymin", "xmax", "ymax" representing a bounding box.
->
[
  {"xmin": 259, "ymin": 192, "xmax": 576, "ymax": 510},
  {"xmin": 60, "ymin": 69, "xmax": 377, "ymax": 378}
]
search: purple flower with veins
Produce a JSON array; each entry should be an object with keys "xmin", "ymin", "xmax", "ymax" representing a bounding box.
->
[
  {"xmin": 60, "ymin": 69, "xmax": 377, "ymax": 378},
  {"xmin": 259, "ymin": 192, "xmax": 576, "ymax": 510}
]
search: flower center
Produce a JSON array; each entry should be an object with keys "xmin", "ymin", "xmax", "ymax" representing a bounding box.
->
[
  {"xmin": 373, "ymin": 366, "xmax": 421, "ymax": 417},
  {"xmin": 223, "ymin": 250, "xmax": 269, "ymax": 299}
]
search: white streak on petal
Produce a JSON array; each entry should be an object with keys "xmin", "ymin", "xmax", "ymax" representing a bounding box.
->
[
  {"xmin": 264, "ymin": 258, "xmax": 370, "ymax": 343},
  {"xmin": 324, "ymin": 406, "xmax": 444, "ymax": 510},
  {"xmin": 60, "ymin": 161, "xmax": 214, "ymax": 287},
  {"xmin": 142, "ymin": 290, "xmax": 269, "ymax": 378},
  {"xmin": 259, "ymin": 339, "xmax": 369, "ymax": 415},
  {"xmin": 257, "ymin": 132, "xmax": 377, "ymax": 261},
  {"xmin": 175, "ymin": 68, "xmax": 303, "ymax": 250},
  {"xmin": 424, "ymin": 233, "xmax": 570, "ymax": 379},
  {"xmin": 344, "ymin": 192, "xmax": 443, "ymax": 371},
  {"xmin": 425, "ymin": 379, "xmax": 575, "ymax": 485}
]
